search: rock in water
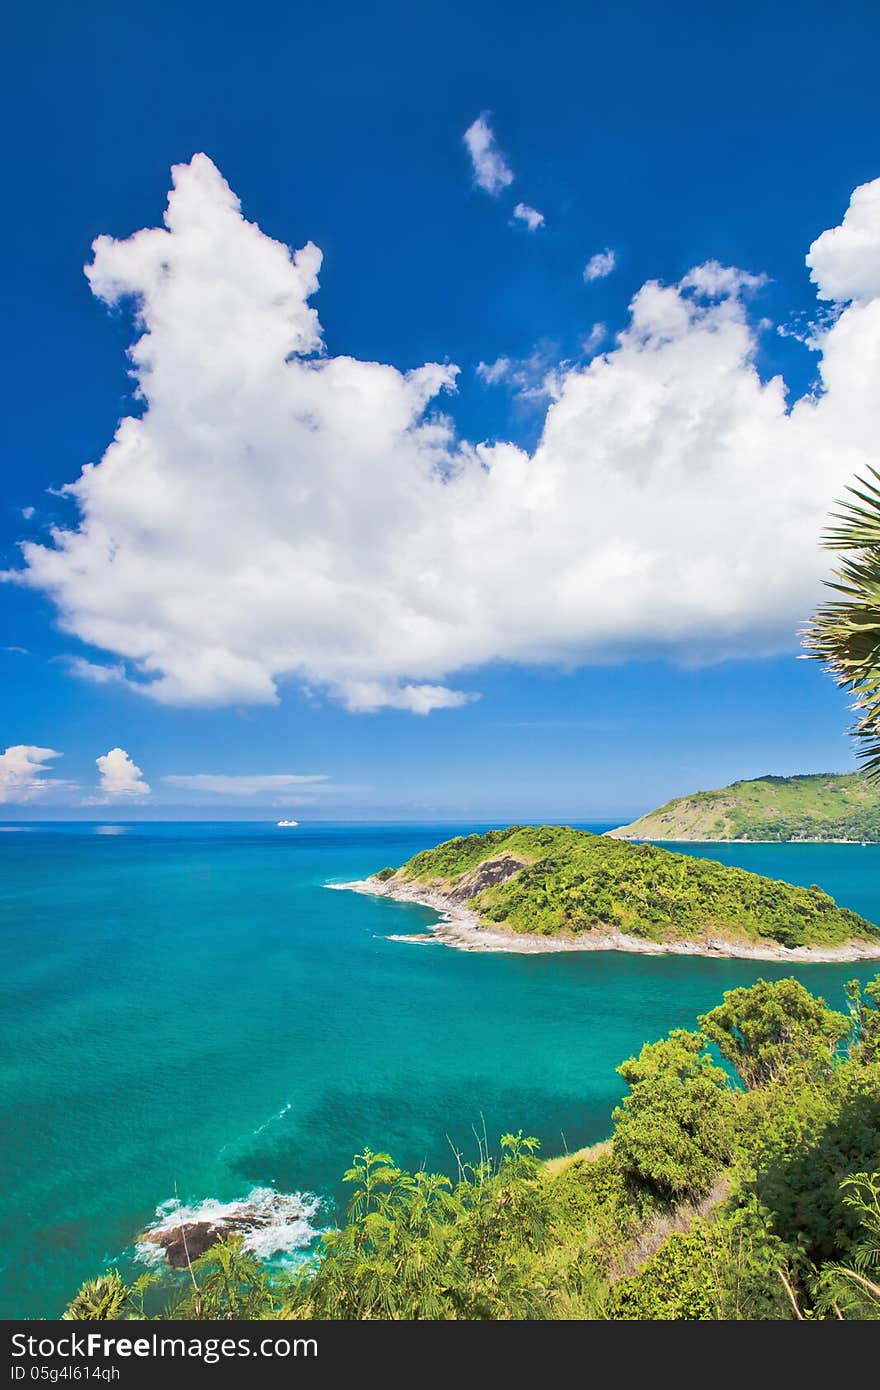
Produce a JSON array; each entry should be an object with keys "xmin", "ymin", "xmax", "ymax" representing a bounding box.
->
[{"xmin": 136, "ymin": 1187, "xmax": 322, "ymax": 1269}]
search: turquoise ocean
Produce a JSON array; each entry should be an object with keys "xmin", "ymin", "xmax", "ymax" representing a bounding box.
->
[{"xmin": 2, "ymin": 820, "xmax": 880, "ymax": 1318}]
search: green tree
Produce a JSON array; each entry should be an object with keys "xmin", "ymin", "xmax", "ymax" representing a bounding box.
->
[
  {"xmin": 612, "ymin": 1030, "xmax": 734, "ymax": 1202},
  {"xmin": 699, "ymin": 978, "xmax": 849, "ymax": 1089},
  {"xmin": 813, "ymin": 1173, "xmax": 880, "ymax": 1318},
  {"xmin": 286, "ymin": 1149, "xmax": 464, "ymax": 1320},
  {"xmin": 171, "ymin": 1236, "xmax": 276, "ymax": 1319},
  {"xmin": 736, "ymin": 1058, "xmax": 880, "ymax": 1262}
]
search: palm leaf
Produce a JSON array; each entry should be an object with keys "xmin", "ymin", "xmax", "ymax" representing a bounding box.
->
[{"xmin": 805, "ymin": 470, "xmax": 880, "ymax": 776}]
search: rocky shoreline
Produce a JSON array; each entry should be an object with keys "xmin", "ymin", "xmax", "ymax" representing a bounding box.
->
[{"xmin": 331, "ymin": 877, "xmax": 880, "ymax": 963}]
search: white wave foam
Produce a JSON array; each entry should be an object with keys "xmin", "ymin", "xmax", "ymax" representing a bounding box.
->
[{"xmin": 136, "ymin": 1186, "xmax": 322, "ymax": 1266}]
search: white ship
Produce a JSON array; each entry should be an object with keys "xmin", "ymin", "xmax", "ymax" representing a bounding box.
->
[{"xmin": 276, "ymin": 819, "xmax": 299, "ymax": 827}]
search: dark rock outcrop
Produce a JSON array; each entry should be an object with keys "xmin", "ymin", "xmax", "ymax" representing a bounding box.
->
[
  {"xmin": 141, "ymin": 1217, "xmax": 254, "ymax": 1268},
  {"xmin": 447, "ymin": 855, "xmax": 524, "ymax": 903}
]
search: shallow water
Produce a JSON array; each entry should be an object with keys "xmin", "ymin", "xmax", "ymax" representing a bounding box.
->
[{"xmin": 2, "ymin": 821, "xmax": 878, "ymax": 1317}]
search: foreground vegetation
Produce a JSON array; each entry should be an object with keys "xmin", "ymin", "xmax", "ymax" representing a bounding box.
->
[
  {"xmin": 378, "ymin": 824, "xmax": 878, "ymax": 949},
  {"xmin": 65, "ymin": 974, "xmax": 880, "ymax": 1320},
  {"xmin": 611, "ymin": 772, "xmax": 880, "ymax": 843}
]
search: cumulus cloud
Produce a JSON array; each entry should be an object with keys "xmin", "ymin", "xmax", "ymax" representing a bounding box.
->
[
  {"xmin": 95, "ymin": 747, "xmax": 150, "ymax": 798},
  {"xmin": 583, "ymin": 248, "xmax": 616, "ymax": 282},
  {"xmin": 0, "ymin": 745, "xmax": 65, "ymax": 803},
  {"xmin": 9, "ymin": 159, "xmax": 880, "ymax": 713},
  {"xmin": 162, "ymin": 772, "xmax": 327, "ymax": 795},
  {"xmin": 807, "ymin": 178, "xmax": 880, "ymax": 303},
  {"xmin": 463, "ymin": 114, "xmax": 513, "ymax": 195},
  {"xmin": 512, "ymin": 203, "xmax": 544, "ymax": 231}
]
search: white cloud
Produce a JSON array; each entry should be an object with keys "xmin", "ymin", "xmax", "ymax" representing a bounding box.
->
[
  {"xmin": 680, "ymin": 260, "xmax": 766, "ymax": 298},
  {"xmin": 463, "ymin": 114, "xmax": 513, "ymax": 196},
  {"xmin": 807, "ymin": 178, "xmax": 880, "ymax": 303},
  {"xmin": 96, "ymin": 747, "xmax": 150, "ymax": 798},
  {"xmin": 476, "ymin": 344, "xmax": 563, "ymax": 399},
  {"xmin": 583, "ymin": 248, "xmax": 617, "ymax": 282},
  {"xmin": 475, "ymin": 356, "xmax": 513, "ymax": 386},
  {"xmin": 582, "ymin": 323, "xmax": 606, "ymax": 354},
  {"xmin": 512, "ymin": 203, "xmax": 544, "ymax": 231},
  {"xmin": 162, "ymin": 772, "xmax": 327, "ymax": 795},
  {"xmin": 339, "ymin": 682, "xmax": 475, "ymax": 714},
  {"xmin": 67, "ymin": 657, "xmax": 127, "ymax": 685},
  {"xmin": 776, "ymin": 306, "xmax": 841, "ymax": 347},
  {"xmin": 0, "ymin": 745, "xmax": 65, "ymax": 803},
  {"xmin": 8, "ymin": 158, "xmax": 880, "ymax": 713}
]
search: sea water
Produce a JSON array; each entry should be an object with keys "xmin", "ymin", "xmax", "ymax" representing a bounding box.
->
[{"xmin": 2, "ymin": 821, "xmax": 879, "ymax": 1318}]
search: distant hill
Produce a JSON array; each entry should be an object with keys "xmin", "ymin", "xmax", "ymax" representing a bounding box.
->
[
  {"xmin": 610, "ymin": 773, "xmax": 880, "ymax": 843},
  {"xmin": 369, "ymin": 824, "xmax": 880, "ymax": 953}
]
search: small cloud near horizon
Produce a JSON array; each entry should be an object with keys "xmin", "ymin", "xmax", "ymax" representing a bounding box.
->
[
  {"xmin": 95, "ymin": 747, "xmax": 151, "ymax": 799},
  {"xmin": 0, "ymin": 745, "xmax": 70, "ymax": 804}
]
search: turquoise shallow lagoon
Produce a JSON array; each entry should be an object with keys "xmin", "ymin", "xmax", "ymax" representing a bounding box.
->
[{"xmin": 2, "ymin": 821, "xmax": 880, "ymax": 1318}]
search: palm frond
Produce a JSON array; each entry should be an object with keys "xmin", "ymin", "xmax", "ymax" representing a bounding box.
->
[{"xmin": 805, "ymin": 470, "xmax": 880, "ymax": 776}]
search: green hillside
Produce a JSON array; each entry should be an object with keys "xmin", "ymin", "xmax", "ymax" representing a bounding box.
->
[
  {"xmin": 611, "ymin": 772, "xmax": 880, "ymax": 843},
  {"xmin": 375, "ymin": 824, "xmax": 879, "ymax": 950}
]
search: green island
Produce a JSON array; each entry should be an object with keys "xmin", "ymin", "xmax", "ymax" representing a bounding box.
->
[
  {"xmin": 611, "ymin": 771, "xmax": 880, "ymax": 843},
  {"xmin": 63, "ymin": 973, "xmax": 880, "ymax": 1320},
  {"xmin": 364, "ymin": 824, "xmax": 879, "ymax": 957}
]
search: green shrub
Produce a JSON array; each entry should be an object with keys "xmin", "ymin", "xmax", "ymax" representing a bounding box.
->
[
  {"xmin": 609, "ymin": 1202, "xmax": 793, "ymax": 1320},
  {"xmin": 611, "ymin": 1031, "xmax": 735, "ymax": 1202},
  {"xmin": 700, "ymin": 979, "xmax": 850, "ymax": 1089}
]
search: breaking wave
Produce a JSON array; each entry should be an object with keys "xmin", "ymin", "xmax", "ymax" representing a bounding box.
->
[{"xmin": 136, "ymin": 1186, "xmax": 322, "ymax": 1267}]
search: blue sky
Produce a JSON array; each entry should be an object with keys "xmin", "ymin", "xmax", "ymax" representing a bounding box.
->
[{"xmin": 3, "ymin": 0, "xmax": 880, "ymax": 819}]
